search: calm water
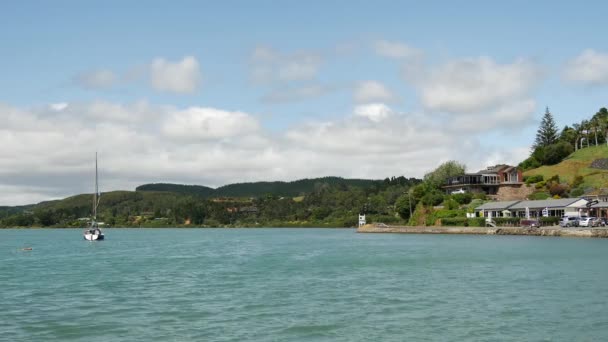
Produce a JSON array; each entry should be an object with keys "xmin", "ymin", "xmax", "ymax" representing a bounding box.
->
[{"xmin": 2, "ymin": 228, "xmax": 608, "ymax": 341}]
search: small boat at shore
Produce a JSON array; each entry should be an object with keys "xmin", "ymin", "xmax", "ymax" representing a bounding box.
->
[{"xmin": 84, "ymin": 153, "xmax": 104, "ymax": 241}]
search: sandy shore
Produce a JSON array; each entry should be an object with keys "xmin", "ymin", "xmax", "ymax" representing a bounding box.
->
[{"xmin": 357, "ymin": 224, "xmax": 608, "ymax": 238}]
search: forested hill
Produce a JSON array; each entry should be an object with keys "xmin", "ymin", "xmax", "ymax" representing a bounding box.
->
[
  {"xmin": 136, "ymin": 176, "xmax": 407, "ymax": 198},
  {"xmin": 1, "ymin": 176, "xmax": 422, "ymax": 228}
]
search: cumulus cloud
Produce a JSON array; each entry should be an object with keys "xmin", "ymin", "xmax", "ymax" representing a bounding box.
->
[
  {"xmin": 150, "ymin": 56, "xmax": 201, "ymax": 93},
  {"xmin": 354, "ymin": 81, "xmax": 397, "ymax": 103},
  {"xmin": 374, "ymin": 40, "xmax": 423, "ymax": 60},
  {"xmin": 74, "ymin": 56, "xmax": 202, "ymax": 94},
  {"xmin": 162, "ymin": 107, "xmax": 260, "ymax": 141},
  {"xmin": 75, "ymin": 69, "xmax": 117, "ymax": 89},
  {"xmin": 417, "ymin": 57, "xmax": 541, "ymax": 114},
  {"xmin": 50, "ymin": 102, "xmax": 68, "ymax": 111},
  {"xmin": 563, "ymin": 49, "xmax": 608, "ymax": 85},
  {"xmin": 445, "ymin": 99, "xmax": 537, "ymax": 133},
  {"xmin": 0, "ymin": 100, "xmax": 530, "ymax": 205},
  {"xmin": 353, "ymin": 103, "xmax": 394, "ymax": 122}
]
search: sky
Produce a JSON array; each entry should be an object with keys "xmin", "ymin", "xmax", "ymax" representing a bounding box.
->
[{"xmin": 1, "ymin": 0, "xmax": 608, "ymax": 205}]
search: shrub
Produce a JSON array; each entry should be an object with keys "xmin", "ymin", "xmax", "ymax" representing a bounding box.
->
[
  {"xmin": 442, "ymin": 198, "xmax": 460, "ymax": 210},
  {"xmin": 441, "ymin": 218, "xmax": 468, "ymax": 226},
  {"xmin": 494, "ymin": 217, "xmax": 521, "ymax": 226},
  {"xmin": 571, "ymin": 175, "xmax": 584, "ymax": 188},
  {"xmin": 519, "ymin": 156, "xmax": 541, "ymax": 171},
  {"xmin": 570, "ymin": 187, "xmax": 585, "ymax": 197},
  {"xmin": 524, "ymin": 174, "xmax": 544, "ymax": 184},
  {"xmin": 539, "ymin": 217, "xmax": 559, "ymax": 226},
  {"xmin": 434, "ymin": 209, "xmax": 466, "ymax": 219},
  {"xmin": 452, "ymin": 192, "xmax": 473, "ymax": 205},
  {"xmin": 472, "ymin": 193, "xmax": 487, "ymax": 200},
  {"xmin": 468, "ymin": 217, "xmax": 486, "ymax": 227},
  {"xmin": 549, "ymin": 184, "xmax": 568, "ymax": 197}
]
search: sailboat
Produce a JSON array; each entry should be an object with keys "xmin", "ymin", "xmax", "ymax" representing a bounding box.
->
[{"xmin": 84, "ymin": 153, "xmax": 105, "ymax": 241}]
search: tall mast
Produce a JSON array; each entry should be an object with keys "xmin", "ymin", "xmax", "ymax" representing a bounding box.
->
[{"xmin": 93, "ymin": 152, "xmax": 98, "ymax": 220}]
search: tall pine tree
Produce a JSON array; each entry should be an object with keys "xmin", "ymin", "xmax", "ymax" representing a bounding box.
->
[{"xmin": 533, "ymin": 107, "xmax": 558, "ymax": 149}]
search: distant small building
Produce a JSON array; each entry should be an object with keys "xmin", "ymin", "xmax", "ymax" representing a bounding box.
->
[
  {"xmin": 358, "ymin": 214, "xmax": 366, "ymax": 227},
  {"xmin": 239, "ymin": 206, "xmax": 259, "ymax": 213},
  {"xmin": 443, "ymin": 164, "xmax": 532, "ymax": 201}
]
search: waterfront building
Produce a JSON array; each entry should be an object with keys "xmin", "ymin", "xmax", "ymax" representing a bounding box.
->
[{"xmin": 475, "ymin": 198, "xmax": 590, "ymax": 218}]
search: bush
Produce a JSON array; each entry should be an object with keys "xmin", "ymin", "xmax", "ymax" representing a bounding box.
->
[
  {"xmin": 524, "ymin": 174, "xmax": 544, "ymax": 184},
  {"xmin": 571, "ymin": 175, "xmax": 584, "ymax": 188},
  {"xmin": 493, "ymin": 217, "xmax": 521, "ymax": 226},
  {"xmin": 434, "ymin": 209, "xmax": 466, "ymax": 219},
  {"xmin": 519, "ymin": 156, "xmax": 541, "ymax": 171},
  {"xmin": 570, "ymin": 187, "xmax": 585, "ymax": 197},
  {"xmin": 539, "ymin": 217, "xmax": 559, "ymax": 226},
  {"xmin": 472, "ymin": 193, "xmax": 487, "ymax": 200},
  {"xmin": 468, "ymin": 217, "xmax": 486, "ymax": 227},
  {"xmin": 442, "ymin": 198, "xmax": 460, "ymax": 210},
  {"xmin": 452, "ymin": 192, "xmax": 473, "ymax": 205},
  {"xmin": 441, "ymin": 218, "xmax": 468, "ymax": 226},
  {"xmin": 549, "ymin": 184, "xmax": 568, "ymax": 197}
]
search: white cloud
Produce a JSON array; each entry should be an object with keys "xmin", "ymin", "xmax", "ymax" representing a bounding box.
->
[
  {"xmin": 563, "ymin": 49, "xmax": 608, "ymax": 85},
  {"xmin": 0, "ymin": 100, "xmax": 531, "ymax": 206},
  {"xmin": 374, "ymin": 40, "xmax": 423, "ymax": 60},
  {"xmin": 445, "ymin": 99, "xmax": 537, "ymax": 133},
  {"xmin": 250, "ymin": 46, "xmax": 323, "ymax": 84},
  {"xmin": 261, "ymin": 84, "xmax": 334, "ymax": 103},
  {"xmin": 76, "ymin": 69, "xmax": 117, "ymax": 89},
  {"xmin": 150, "ymin": 56, "xmax": 201, "ymax": 94},
  {"xmin": 353, "ymin": 103, "xmax": 394, "ymax": 122},
  {"xmin": 50, "ymin": 102, "xmax": 68, "ymax": 111},
  {"xmin": 417, "ymin": 57, "xmax": 541, "ymax": 114},
  {"xmin": 162, "ymin": 107, "xmax": 260, "ymax": 141},
  {"xmin": 354, "ymin": 81, "xmax": 397, "ymax": 103}
]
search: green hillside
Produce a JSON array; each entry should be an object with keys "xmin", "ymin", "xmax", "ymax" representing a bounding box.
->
[
  {"xmin": 1, "ymin": 176, "xmax": 421, "ymax": 228},
  {"xmin": 137, "ymin": 176, "xmax": 389, "ymax": 198},
  {"xmin": 524, "ymin": 145, "xmax": 608, "ymax": 189}
]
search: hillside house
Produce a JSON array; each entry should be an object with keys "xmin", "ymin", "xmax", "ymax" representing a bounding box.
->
[{"xmin": 443, "ymin": 164, "xmax": 532, "ymax": 201}]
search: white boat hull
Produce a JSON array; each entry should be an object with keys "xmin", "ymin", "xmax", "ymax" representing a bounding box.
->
[{"xmin": 84, "ymin": 231, "xmax": 104, "ymax": 241}]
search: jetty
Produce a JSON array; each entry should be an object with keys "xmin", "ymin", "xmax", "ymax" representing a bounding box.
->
[{"xmin": 357, "ymin": 224, "xmax": 608, "ymax": 238}]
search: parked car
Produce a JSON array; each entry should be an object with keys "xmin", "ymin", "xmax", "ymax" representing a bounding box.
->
[
  {"xmin": 578, "ymin": 216, "xmax": 595, "ymax": 227},
  {"xmin": 590, "ymin": 217, "xmax": 604, "ymax": 227},
  {"xmin": 559, "ymin": 216, "xmax": 579, "ymax": 228}
]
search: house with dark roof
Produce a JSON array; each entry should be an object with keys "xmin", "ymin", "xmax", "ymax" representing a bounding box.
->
[{"xmin": 443, "ymin": 164, "xmax": 532, "ymax": 201}]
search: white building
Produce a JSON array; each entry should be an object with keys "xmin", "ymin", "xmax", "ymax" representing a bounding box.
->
[{"xmin": 475, "ymin": 198, "xmax": 589, "ymax": 218}]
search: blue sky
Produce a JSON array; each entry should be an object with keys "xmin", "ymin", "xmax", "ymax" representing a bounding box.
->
[{"xmin": 1, "ymin": 1, "xmax": 607, "ymax": 204}]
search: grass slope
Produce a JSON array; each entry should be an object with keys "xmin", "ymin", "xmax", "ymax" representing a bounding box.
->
[{"xmin": 524, "ymin": 145, "xmax": 608, "ymax": 188}]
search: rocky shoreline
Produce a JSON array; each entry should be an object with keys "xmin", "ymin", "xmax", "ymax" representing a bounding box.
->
[{"xmin": 357, "ymin": 224, "xmax": 608, "ymax": 238}]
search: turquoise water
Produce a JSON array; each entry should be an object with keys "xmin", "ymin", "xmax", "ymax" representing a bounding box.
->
[{"xmin": 2, "ymin": 229, "xmax": 608, "ymax": 341}]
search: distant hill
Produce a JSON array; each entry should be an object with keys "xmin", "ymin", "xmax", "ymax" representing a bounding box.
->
[
  {"xmin": 135, "ymin": 183, "xmax": 216, "ymax": 197},
  {"xmin": 136, "ymin": 177, "xmax": 385, "ymax": 198},
  {"xmin": 523, "ymin": 145, "xmax": 608, "ymax": 189}
]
